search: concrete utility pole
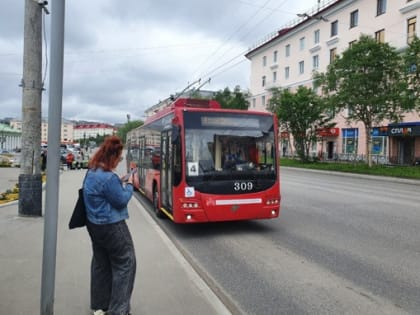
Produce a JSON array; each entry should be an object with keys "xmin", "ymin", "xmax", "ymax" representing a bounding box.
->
[{"xmin": 19, "ymin": 0, "xmax": 43, "ymax": 216}]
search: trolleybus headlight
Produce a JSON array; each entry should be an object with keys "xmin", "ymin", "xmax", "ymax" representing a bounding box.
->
[
  {"xmin": 186, "ymin": 214, "xmax": 192, "ymax": 220},
  {"xmin": 266, "ymin": 198, "xmax": 280, "ymax": 205}
]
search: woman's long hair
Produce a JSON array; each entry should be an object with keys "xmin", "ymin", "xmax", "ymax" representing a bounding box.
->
[{"xmin": 89, "ymin": 135, "xmax": 123, "ymax": 171}]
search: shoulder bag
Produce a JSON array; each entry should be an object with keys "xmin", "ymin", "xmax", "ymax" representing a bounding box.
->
[{"xmin": 68, "ymin": 171, "xmax": 88, "ymax": 229}]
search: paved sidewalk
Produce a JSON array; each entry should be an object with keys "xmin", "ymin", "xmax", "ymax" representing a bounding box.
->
[
  {"xmin": 0, "ymin": 167, "xmax": 20, "ymax": 194},
  {"xmin": 0, "ymin": 167, "xmax": 231, "ymax": 315}
]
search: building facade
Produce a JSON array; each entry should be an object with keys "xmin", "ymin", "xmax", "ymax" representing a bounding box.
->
[
  {"xmin": 0, "ymin": 123, "xmax": 21, "ymax": 151},
  {"xmin": 10, "ymin": 118, "xmax": 75, "ymax": 144},
  {"xmin": 246, "ymin": 0, "xmax": 420, "ymax": 164},
  {"xmin": 9, "ymin": 119, "xmax": 115, "ymax": 147},
  {"xmin": 73, "ymin": 123, "xmax": 116, "ymax": 142}
]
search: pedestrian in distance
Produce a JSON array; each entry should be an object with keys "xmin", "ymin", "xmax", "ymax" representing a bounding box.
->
[
  {"xmin": 66, "ymin": 151, "xmax": 74, "ymax": 170},
  {"xmin": 83, "ymin": 135, "xmax": 136, "ymax": 315},
  {"xmin": 41, "ymin": 150, "xmax": 47, "ymax": 172}
]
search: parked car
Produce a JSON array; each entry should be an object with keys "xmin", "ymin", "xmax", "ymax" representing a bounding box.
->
[{"xmin": 60, "ymin": 149, "xmax": 68, "ymax": 164}]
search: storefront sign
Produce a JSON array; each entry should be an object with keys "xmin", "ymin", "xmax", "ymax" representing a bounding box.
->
[
  {"xmin": 371, "ymin": 126, "xmax": 388, "ymax": 136},
  {"xmin": 342, "ymin": 128, "xmax": 358, "ymax": 138},
  {"xmin": 317, "ymin": 128, "xmax": 339, "ymax": 137},
  {"xmin": 388, "ymin": 123, "xmax": 420, "ymax": 136}
]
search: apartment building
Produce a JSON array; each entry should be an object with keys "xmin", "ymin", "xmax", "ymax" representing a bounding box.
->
[
  {"xmin": 246, "ymin": 0, "xmax": 420, "ymax": 165},
  {"xmin": 10, "ymin": 119, "xmax": 116, "ymax": 146},
  {"xmin": 73, "ymin": 123, "xmax": 116, "ymax": 142},
  {"xmin": 11, "ymin": 118, "xmax": 75, "ymax": 144}
]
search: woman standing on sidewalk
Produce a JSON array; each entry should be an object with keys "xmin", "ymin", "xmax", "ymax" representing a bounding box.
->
[{"xmin": 83, "ymin": 135, "xmax": 136, "ymax": 315}]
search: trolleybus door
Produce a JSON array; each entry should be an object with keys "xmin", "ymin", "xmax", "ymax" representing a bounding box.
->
[
  {"xmin": 160, "ymin": 130, "xmax": 173, "ymax": 212},
  {"xmin": 138, "ymin": 136, "xmax": 146, "ymax": 190}
]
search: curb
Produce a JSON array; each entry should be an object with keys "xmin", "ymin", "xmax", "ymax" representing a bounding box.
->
[{"xmin": 281, "ymin": 166, "xmax": 420, "ymax": 186}]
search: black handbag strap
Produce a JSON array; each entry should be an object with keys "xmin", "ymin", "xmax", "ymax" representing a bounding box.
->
[{"xmin": 82, "ymin": 169, "xmax": 89, "ymax": 187}]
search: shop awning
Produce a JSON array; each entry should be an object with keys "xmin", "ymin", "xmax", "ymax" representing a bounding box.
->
[{"xmin": 387, "ymin": 122, "xmax": 420, "ymax": 136}]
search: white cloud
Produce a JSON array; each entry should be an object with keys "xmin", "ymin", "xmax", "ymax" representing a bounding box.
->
[{"xmin": 1, "ymin": 0, "xmax": 313, "ymax": 124}]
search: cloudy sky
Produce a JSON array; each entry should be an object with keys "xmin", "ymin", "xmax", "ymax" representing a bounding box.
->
[{"xmin": 1, "ymin": 0, "xmax": 315, "ymax": 124}]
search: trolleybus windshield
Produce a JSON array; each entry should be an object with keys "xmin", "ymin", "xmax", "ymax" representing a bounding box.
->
[{"xmin": 184, "ymin": 111, "xmax": 277, "ymax": 194}]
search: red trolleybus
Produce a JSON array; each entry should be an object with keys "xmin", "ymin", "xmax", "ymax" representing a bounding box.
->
[{"xmin": 126, "ymin": 98, "xmax": 281, "ymax": 223}]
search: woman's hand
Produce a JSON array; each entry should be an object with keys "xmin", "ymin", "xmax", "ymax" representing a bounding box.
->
[{"xmin": 127, "ymin": 174, "xmax": 134, "ymax": 185}]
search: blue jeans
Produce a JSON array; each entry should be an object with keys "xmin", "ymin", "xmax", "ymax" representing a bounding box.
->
[{"xmin": 87, "ymin": 220, "xmax": 136, "ymax": 315}]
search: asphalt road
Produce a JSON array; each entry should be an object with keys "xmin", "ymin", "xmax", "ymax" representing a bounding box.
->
[{"xmin": 139, "ymin": 168, "xmax": 420, "ymax": 315}]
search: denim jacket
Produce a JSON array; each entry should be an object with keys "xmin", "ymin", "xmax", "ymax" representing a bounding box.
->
[{"xmin": 83, "ymin": 168, "xmax": 134, "ymax": 224}]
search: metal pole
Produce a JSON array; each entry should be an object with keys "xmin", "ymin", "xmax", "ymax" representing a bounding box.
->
[{"xmin": 40, "ymin": 0, "xmax": 65, "ymax": 313}]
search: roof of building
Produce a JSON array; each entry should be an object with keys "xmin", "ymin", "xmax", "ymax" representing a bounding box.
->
[
  {"xmin": 74, "ymin": 123, "xmax": 115, "ymax": 129},
  {"xmin": 0, "ymin": 123, "xmax": 21, "ymax": 134},
  {"xmin": 245, "ymin": 0, "xmax": 341, "ymax": 58}
]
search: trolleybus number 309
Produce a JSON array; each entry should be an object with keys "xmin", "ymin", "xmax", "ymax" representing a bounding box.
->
[{"xmin": 234, "ymin": 182, "xmax": 253, "ymax": 191}]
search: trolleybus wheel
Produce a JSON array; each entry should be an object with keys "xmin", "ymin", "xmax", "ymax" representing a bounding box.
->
[{"xmin": 153, "ymin": 188, "xmax": 165, "ymax": 218}]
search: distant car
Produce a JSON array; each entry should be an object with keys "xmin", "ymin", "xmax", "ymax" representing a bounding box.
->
[
  {"xmin": 0, "ymin": 149, "xmax": 10, "ymax": 154},
  {"xmin": 60, "ymin": 149, "xmax": 68, "ymax": 164},
  {"xmin": 0, "ymin": 153, "xmax": 14, "ymax": 166}
]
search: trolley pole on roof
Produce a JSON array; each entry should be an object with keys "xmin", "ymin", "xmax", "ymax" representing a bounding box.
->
[{"xmin": 172, "ymin": 78, "xmax": 202, "ymax": 101}]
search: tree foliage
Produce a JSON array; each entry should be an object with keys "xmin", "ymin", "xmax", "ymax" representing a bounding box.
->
[
  {"xmin": 268, "ymin": 86, "xmax": 334, "ymax": 161},
  {"xmin": 314, "ymin": 35, "xmax": 414, "ymax": 166},
  {"xmin": 214, "ymin": 86, "xmax": 250, "ymax": 110},
  {"xmin": 402, "ymin": 36, "xmax": 420, "ymax": 110},
  {"xmin": 117, "ymin": 120, "xmax": 143, "ymax": 144}
]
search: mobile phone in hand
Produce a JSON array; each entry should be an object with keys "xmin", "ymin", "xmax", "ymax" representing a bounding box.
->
[{"xmin": 122, "ymin": 168, "xmax": 137, "ymax": 182}]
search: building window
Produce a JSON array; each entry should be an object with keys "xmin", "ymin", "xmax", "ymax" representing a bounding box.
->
[
  {"xmin": 285, "ymin": 44, "xmax": 290, "ymax": 57},
  {"xmin": 285, "ymin": 66, "xmax": 290, "ymax": 79},
  {"xmin": 262, "ymin": 76, "xmax": 266, "ymax": 87},
  {"xmin": 299, "ymin": 37, "xmax": 305, "ymax": 50},
  {"xmin": 252, "ymin": 98, "xmax": 256, "ymax": 108},
  {"xmin": 377, "ymin": 0, "xmax": 386, "ymax": 16},
  {"xmin": 299, "ymin": 61, "xmax": 304, "ymax": 74},
  {"xmin": 314, "ymin": 29, "xmax": 320, "ymax": 44},
  {"xmin": 371, "ymin": 127, "xmax": 388, "ymax": 155},
  {"xmin": 262, "ymin": 56, "xmax": 267, "ymax": 67},
  {"xmin": 273, "ymin": 71, "xmax": 277, "ymax": 83},
  {"xmin": 407, "ymin": 17, "xmax": 416, "ymax": 44},
  {"xmin": 330, "ymin": 48, "xmax": 337, "ymax": 63},
  {"xmin": 342, "ymin": 128, "xmax": 358, "ymax": 154},
  {"xmin": 331, "ymin": 20, "xmax": 338, "ymax": 37},
  {"xmin": 261, "ymin": 95, "xmax": 266, "ymax": 107},
  {"xmin": 312, "ymin": 55, "xmax": 319, "ymax": 70},
  {"xmin": 273, "ymin": 50, "xmax": 278, "ymax": 63},
  {"xmin": 350, "ymin": 10, "xmax": 358, "ymax": 28},
  {"xmin": 375, "ymin": 29, "xmax": 385, "ymax": 43}
]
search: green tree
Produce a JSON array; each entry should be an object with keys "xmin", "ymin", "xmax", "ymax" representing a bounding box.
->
[
  {"xmin": 117, "ymin": 120, "xmax": 143, "ymax": 144},
  {"xmin": 268, "ymin": 86, "xmax": 334, "ymax": 161},
  {"xmin": 214, "ymin": 86, "xmax": 250, "ymax": 109},
  {"xmin": 314, "ymin": 35, "xmax": 414, "ymax": 166},
  {"xmin": 403, "ymin": 36, "xmax": 420, "ymax": 110}
]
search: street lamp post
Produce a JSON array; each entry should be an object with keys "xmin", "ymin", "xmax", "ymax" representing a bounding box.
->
[{"xmin": 0, "ymin": 128, "xmax": 5, "ymax": 150}]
